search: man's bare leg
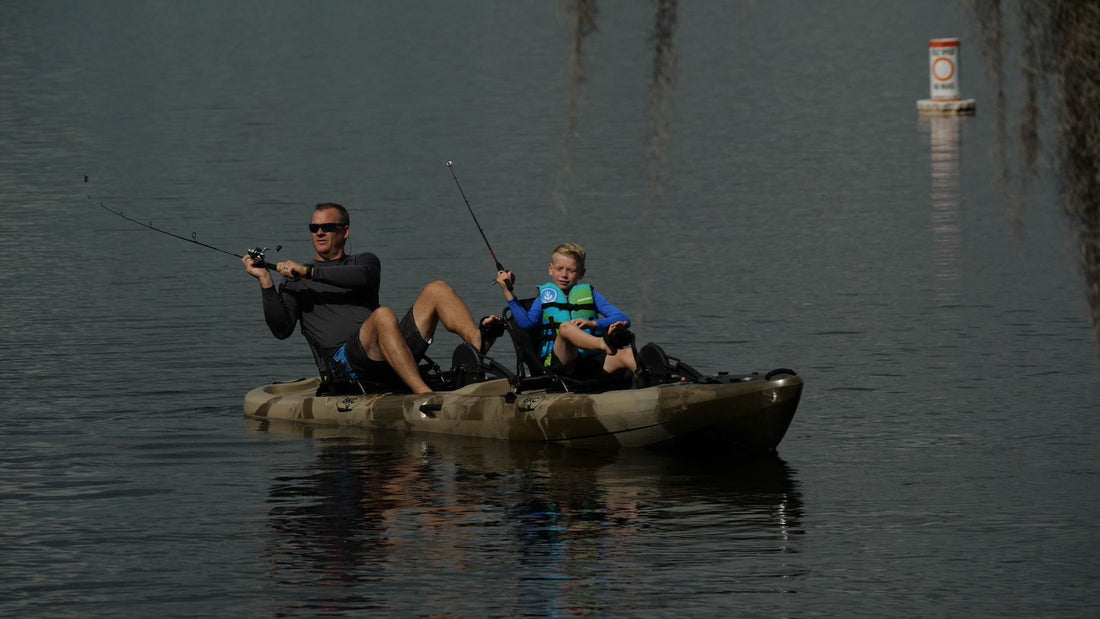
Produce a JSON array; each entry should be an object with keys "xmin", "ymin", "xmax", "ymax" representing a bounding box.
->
[
  {"xmin": 358, "ymin": 307, "xmax": 431, "ymax": 394},
  {"xmin": 410, "ymin": 280, "xmax": 499, "ymax": 353}
]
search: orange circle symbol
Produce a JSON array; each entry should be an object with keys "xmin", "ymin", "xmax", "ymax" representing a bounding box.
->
[{"xmin": 932, "ymin": 57, "xmax": 956, "ymax": 82}]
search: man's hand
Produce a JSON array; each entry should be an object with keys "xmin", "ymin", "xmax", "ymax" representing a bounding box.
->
[
  {"xmin": 276, "ymin": 260, "xmax": 305, "ymax": 280},
  {"xmin": 242, "ymin": 254, "xmax": 273, "ymax": 288}
]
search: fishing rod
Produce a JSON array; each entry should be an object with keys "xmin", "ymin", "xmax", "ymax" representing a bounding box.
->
[
  {"xmin": 96, "ymin": 199, "xmax": 281, "ymax": 270},
  {"xmin": 446, "ymin": 160, "xmax": 514, "ymax": 290}
]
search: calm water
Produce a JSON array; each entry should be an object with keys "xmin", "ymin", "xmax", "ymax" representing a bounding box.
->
[{"xmin": 2, "ymin": 1, "xmax": 1098, "ymax": 616}]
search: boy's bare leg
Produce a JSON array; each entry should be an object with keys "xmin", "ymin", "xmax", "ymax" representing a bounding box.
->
[
  {"xmin": 602, "ymin": 348, "xmax": 637, "ymax": 374},
  {"xmin": 601, "ymin": 321, "xmax": 636, "ymax": 373},
  {"xmin": 553, "ymin": 321, "xmax": 586, "ymax": 366},
  {"xmin": 556, "ymin": 320, "xmax": 637, "ymax": 373}
]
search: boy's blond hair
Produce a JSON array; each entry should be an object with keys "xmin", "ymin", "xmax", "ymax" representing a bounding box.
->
[{"xmin": 551, "ymin": 243, "xmax": 586, "ymax": 269}]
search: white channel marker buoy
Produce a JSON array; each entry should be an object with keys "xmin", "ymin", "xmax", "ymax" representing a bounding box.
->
[{"xmin": 917, "ymin": 38, "xmax": 976, "ymax": 117}]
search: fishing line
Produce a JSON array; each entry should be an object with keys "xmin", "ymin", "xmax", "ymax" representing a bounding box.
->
[
  {"xmin": 446, "ymin": 160, "xmax": 513, "ymax": 289},
  {"xmin": 95, "ymin": 198, "xmax": 280, "ymax": 270}
]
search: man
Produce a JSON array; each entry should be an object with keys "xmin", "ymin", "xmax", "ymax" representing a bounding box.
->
[{"xmin": 243, "ymin": 202, "xmax": 500, "ymax": 394}]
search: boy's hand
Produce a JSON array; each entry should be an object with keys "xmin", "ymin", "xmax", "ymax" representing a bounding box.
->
[
  {"xmin": 607, "ymin": 320, "xmax": 629, "ymax": 333},
  {"xmin": 496, "ymin": 270, "xmax": 516, "ymax": 294}
]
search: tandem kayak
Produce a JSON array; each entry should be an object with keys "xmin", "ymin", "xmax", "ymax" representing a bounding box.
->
[
  {"xmin": 245, "ymin": 304, "xmax": 803, "ymax": 451},
  {"xmin": 243, "ymin": 358, "xmax": 802, "ymax": 451}
]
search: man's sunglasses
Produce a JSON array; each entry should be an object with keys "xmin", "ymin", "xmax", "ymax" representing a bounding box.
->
[{"xmin": 309, "ymin": 223, "xmax": 347, "ymax": 233}]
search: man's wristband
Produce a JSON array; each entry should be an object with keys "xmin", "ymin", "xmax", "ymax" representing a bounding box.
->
[{"xmin": 305, "ymin": 264, "xmax": 314, "ymax": 279}]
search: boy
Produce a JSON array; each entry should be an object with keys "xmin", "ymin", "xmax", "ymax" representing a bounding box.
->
[{"xmin": 496, "ymin": 243, "xmax": 636, "ymax": 377}]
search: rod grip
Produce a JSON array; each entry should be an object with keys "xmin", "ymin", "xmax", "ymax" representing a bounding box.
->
[{"xmin": 494, "ymin": 265, "xmax": 514, "ymax": 291}]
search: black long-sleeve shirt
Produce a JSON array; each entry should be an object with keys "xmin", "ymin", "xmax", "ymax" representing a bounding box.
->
[{"xmin": 261, "ymin": 252, "xmax": 381, "ymax": 374}]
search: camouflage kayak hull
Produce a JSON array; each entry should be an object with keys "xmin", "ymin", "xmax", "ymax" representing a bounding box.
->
[{"xmin": 243, "ymin": 372, "xmax": 803, "ymax": 451}]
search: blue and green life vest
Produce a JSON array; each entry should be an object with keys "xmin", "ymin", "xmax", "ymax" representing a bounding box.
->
[{"xmin": 537, "ymin": 282, "xmax": 597, "ymax": 365}]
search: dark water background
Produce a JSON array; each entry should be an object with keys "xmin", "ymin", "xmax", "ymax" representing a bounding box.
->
[{"xmin": 2, "ymin": 1, "xmax": 1097, "ymax": 616}]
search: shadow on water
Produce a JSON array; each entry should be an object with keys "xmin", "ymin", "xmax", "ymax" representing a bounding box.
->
[
  {"xmin": 248, "ymin": 419, "xmax": 801, "ymax": 614},
  {"xmin": 967, "ymin": 1, "xmax": 1100, "ymax": 352}
]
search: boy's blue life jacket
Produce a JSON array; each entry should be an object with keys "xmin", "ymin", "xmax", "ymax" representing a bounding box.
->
[{"xmin": 537, "ymin": 282, "xmax": 598, "ymax": 366}]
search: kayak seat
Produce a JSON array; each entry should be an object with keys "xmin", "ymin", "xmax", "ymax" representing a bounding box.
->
[
  {"xmin": 501, "ymin": 298, "xmax": 550, "ymax": 378},
  {"xmin": 311, "ymin": 339, "xmax": 420, "ymax": 395},
  {"xmin": 315, "ymin": 354, "xmax": 453, "ymax": 395}
]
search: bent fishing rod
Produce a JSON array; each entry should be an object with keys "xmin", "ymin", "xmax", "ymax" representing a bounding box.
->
[
  {"xmin": 95, "ymin": 199, "xmax": 281, "ymax": 270},
  {"xmin": 446, "ymin": 160, "xmax": 514, "ymax": 290}
]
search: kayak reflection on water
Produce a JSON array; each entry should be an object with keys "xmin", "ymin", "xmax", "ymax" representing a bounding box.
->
[{"xmin": 252, "ymin": 429, "xmax": 804, "ymax": 615}]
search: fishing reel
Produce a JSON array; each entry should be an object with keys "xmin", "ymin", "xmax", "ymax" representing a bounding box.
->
[{"xmin": 247, "ymin": 245, "xmax": 281, "ymax": 267}]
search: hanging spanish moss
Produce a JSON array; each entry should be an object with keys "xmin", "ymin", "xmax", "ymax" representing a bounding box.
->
[
  {"xmin": 634, "ymin": 1, "xmax": 679, "ymax": 326},
  {"xmin": 646, "ymin": 0, "xmax": 677, "ymax": 198},
  {"xmin": 968, "ymin": 0, "xmax": 1100, "ymax": 352},
  {"xmin": 1016, "ymin": 1, "xmax": 1043, "ymax": 190},
  {"xmin": 554, "ymin": 0, "xmax": 599, "ymax": 214},
  {"xmin": 969, "ymin": 0, "xmax": 1018, "ymax": 231}
]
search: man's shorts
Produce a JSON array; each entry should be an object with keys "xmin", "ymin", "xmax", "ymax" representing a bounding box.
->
[{"xmin": 333, "ymin": 307, "xmax": 430, "ymax": 390}]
